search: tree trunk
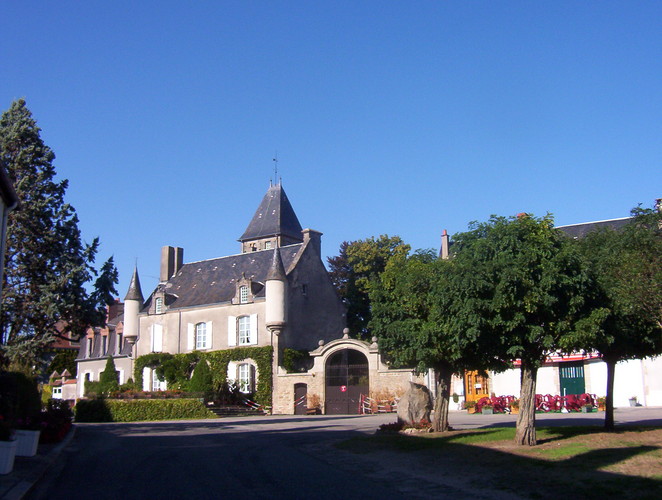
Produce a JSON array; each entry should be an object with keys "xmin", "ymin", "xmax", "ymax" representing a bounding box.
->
[
  {"xmin": 515, "ymin": 360, "xmax": 538, "ymax": 446},
  {"xmin": 432, "ymin": 364, "xmax": 452, "ymax": 432},
  {"xmin": 604, "ymin": 357, "xmax": 616, "ymax": 432}
]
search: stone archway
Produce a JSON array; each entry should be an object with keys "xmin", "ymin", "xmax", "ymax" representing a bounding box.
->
[{"xmin": 325, "ymin": 349, "xmax": 369, "ymax": 414}]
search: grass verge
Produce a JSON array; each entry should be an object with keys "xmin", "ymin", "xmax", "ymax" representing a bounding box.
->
[{"xmin": 337, "ymin": 426, "xmax": 662, "ymax": 499}]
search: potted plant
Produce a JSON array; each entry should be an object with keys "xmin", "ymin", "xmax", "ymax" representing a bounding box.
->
[
  {"xmin": 0, "ymin": 416, "xmax": 16, "ymax": 475},
  {"xmin": 464, "ymin": 400, "xmax": 476, "ymax": 414},
  {"xmin": 307, "ymin": 394, "xmax": 322, "ymax": 415},
  {"xmin": 597, "ymin": 396, "xmax": 606, "ymax": 411},
  {"xmin": 628, "ymin": 396, "xmax": 638, "ymax": 407},
  {"xmin": 481, "ymin": 404, "xmax": 494, "ymax": 415},
  {"xmin": 510, "ymin": 399, "xmax": 520, "ymax": 415}
]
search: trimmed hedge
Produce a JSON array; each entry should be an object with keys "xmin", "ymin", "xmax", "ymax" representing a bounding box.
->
[{"xmin": 75, "ymin": 398, "xmax": 216, "ymax": 422}]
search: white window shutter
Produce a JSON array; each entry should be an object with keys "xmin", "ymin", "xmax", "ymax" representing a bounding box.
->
[
  {"xmin": 143, "ymin": 367, "xmax": 151, "ymax": 391},
  {"xmin": 187, "ymin": 323, "xmax": 195, "ymax": 350},
  {"xmin": 227, "ymin": 362, "xmax": 237, "ymax": 383},
  {"xmin": 206, "ymin": 321, "xmax": 213, "ymax": 349},
  {"xmin": 118, "ymin": 369, "xmax": 124, "ymax": 385},
  {"xmin": 153, "ymin": 324, "xmax": 163, "ymax": 352},
  {"xmin": 228, "ymin": 316, "xmax": 237, "ymax": 347},
  {"xmin": 150, "ymin": 325, "xmax": 155, "ymax": 352},
  {"xmin": 250, "ymin": 314, "xmax": 258, "ymax": 345}
]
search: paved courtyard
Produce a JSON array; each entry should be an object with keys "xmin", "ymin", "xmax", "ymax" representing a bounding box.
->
[{"xmin": 9, "ymin": 407, "xmax": 662, "ymax": 500}]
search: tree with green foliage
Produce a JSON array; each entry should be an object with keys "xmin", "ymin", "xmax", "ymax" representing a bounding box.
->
[
  {"xmin": 371, "ymin": 249, "xmax": 509, "ymax": 432},
  {"xmin": 99, "ymin": 356, "xmax": 120, "ymax": 394},
  {"xmin": 567, "ymin": 205, "xmax": 662, "ymax": 431},
  {"xmin": 0, "ymin": 99, "xmax": 118, "ymax": 369},
  {"xmin": 328, "ymin": 235, "xmax": 410, "ymax": 338},
  {"xmin": 448, "ymin": 214, "xmax": 599, "ymax": 446}
]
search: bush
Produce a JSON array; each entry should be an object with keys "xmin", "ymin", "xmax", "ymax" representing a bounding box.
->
[
  {"xmin": 84, "ymin": 380, "xmax": 103, "ymax": 397},
  {"xmin": 75, "ymin": 398, "xmax": 216, "ymax": 422},
  {"xmin": 0, "ymin": 371, "xmax": 41, "ymax": 424},
  {"xmin": 39, "ymin": 399, "xmax": 73, "ymax": 443},
  {"xmin": 188, "ymin": 360, "xmax": 212, "ymax": 394}
]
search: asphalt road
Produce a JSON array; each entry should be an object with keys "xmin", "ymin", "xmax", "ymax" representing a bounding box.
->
[
  {"xmin": 26, "ymin": 407, "xmax": 662, "ymax": 500},
  {"xmin": 27, "ymin": 414, "xmax": 406, "ymax": 500}
]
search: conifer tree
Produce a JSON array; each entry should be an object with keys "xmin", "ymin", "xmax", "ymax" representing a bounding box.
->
[
  {"xmin": 0, "ymin": 99, "xmax": 118, "ymax": 368},
  {"xmin": 99, "ymin": 355, "xmax": 119, "ymax": 394},
  {"xmin": 188, "ymin": 359, "xmax": 213, "ymax": 394}
]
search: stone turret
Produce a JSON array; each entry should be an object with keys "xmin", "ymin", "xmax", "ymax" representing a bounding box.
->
[
  {"xmin": 123, "ymin": 267, "xmax": 143, "ymax": 350},
  {"xmin": 265, "ymin": 247, "xmax": 287, "ymax": 331}
]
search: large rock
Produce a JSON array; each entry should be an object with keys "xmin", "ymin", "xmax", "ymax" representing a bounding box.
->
[{"xmin": 397, "ymin": 382, "xmax": 432, "ymax": 425}]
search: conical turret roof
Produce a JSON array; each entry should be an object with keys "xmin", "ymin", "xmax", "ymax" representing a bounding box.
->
[
  {"xmin": 239, "ymin": 183, "xmax": 303, "ymax": 243},
  {"xmin": 266, "ymin": 247, "xmax": 287, "ymax": 281},
  {"xmin": 124, "ymin": 267, "xmax": 144, "ymax": 302}
]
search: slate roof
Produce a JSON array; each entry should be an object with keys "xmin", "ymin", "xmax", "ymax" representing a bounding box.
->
[
  {"xmin": 125, "ymin": 267, "xmax": 144, "ymax": 302},
  {"xmin": 239, "ymin": 183, "xmax": 303, "ymax": 242},
  {"xmin": 143, "ymin": 244, "xmax": 303, "ymax": 311},
  {"xmin": 556, "ymin": 217, "xmax": 632, "ymax": 239}
]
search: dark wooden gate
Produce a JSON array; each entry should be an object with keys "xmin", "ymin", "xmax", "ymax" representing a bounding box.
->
[
  {"xmin": 294, "ymin": 383, "xmax": 307, "ymax": 415},
  {"xmin": 325, "ymin": 349, "xmax": 369, "ymax": 415}
]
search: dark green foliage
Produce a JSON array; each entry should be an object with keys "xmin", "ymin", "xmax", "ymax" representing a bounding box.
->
[
  {"xmin": 371, "ymin": 248, "xmax": 507, "ymax": 431},
  {"xmin": 84, "ymin": 380, "xmax": 102, "ymax": 398},
  {"xmin": 282, "ymin": 348, "xmax": 312, "ymax": 373},
  {"xmin": 0, "ymin": 99, "xmax": 118, "ymax": 368},
  {"xmin": 565, "ymin": 205, "xmax": 662, "ymax": 430},
  {"xmin": 47, "ymin": 350, "xmax": 78, "ymax": 377},
  {"xmin": 445, "ymin": 213, "xmax": 599, "ymax": 445},
  {"xmin": 75, "ymin": 398, "xmax": 216, "ymax": 422},
  {"xmin": 328, "ymin": 235, "xmax": 410, "ymax": 338},
  {"xmin": 0, "ymin": 371, "xmax": 42, "ymax": 424},
  {"xmin": 188, "ymin": 360, "xmax": 212, "ymax": 393},
  {"xmin": 99, "ymin": 356, "xmax": 119, "ymax": 394},
  {"xmin": 205, "ymin": 346, "xmax": 273, "ymax": 406},
  {"xmin": 134, "ymin": 346, "xmax": 273, "ymax": 406}
]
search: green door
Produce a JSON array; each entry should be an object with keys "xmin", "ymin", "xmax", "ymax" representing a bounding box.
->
[{"xmin": 559, "ymin": 361, "xmax": 585, "ymax": 396}]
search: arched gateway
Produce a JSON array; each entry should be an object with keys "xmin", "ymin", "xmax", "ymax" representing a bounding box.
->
[{"xmin": 325, "ymin": 349, "xmax": 369, "ymax": 414}]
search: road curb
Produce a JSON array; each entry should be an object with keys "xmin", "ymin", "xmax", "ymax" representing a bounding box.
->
[{"xmin": 3, "ymin": 425, "xmax": 77, "ymax": 500}]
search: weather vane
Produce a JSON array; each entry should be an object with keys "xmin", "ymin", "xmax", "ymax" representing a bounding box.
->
[{"xmin": 272, "ymin": 153, "xmax": 279, "ymax": 184}]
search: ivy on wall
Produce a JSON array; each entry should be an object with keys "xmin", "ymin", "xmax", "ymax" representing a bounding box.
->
[
  {"xmin": 134, "ymin": 346, "xmax": 273, "ymax": 407},
  {"xmin": 205, "ymin": 346, "xmax": 273, "ymax": 407}
]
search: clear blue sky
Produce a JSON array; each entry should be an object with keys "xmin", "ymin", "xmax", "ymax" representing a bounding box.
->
[{"xmin": 2, "ymin": 2, "xmax": 661, "ymax": 297}]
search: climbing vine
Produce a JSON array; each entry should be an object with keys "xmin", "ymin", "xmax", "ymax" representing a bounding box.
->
[{"xmin": 134, "ymin": 346, "xmax": 273, "ymax": 406}]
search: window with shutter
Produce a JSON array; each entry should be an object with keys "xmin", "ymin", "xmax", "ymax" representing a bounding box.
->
[
  {"xmin": 238, "ymin": 316, "xmax": 251, "ymax": 345},
  {"xmin": 238, "ymin": 363, "xmax": 255, "ymax": 393},
  {"xmin": 195, "ymin": 322, "xmax": 207, "ymax": 349}
]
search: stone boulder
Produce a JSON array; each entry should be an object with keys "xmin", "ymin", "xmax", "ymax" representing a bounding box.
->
[{"xmin": 397, "ymin": 382, "xmax": 432, "ymax": 426}]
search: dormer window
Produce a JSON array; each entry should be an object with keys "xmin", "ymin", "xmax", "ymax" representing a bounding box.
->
[
  {"xmin": 155, "ymin": 297, "xmax": 163, "ymax": 314},
  {"xmin": 240, "ymin": 285, "xmax": 249, "ymax": 304}
]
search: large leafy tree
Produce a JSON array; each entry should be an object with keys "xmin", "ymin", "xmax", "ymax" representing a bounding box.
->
[
  {"xmin": 328, "ymin": 235, "xmax": 409, "ymax": 338},
  {"xmin": 0, "ymin": 99, "xmax": 118, "ymax": 369},
  {"xmin": 371, "ymin": 249, "xmax": 508, "ymax": 432},
  {"xmin": 568, "ymin": 206, "xmax": 662, "ymax": 430},
  {"xmin": 448, "ymin": 214, "xmax": 598, "ymax": 446}
]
